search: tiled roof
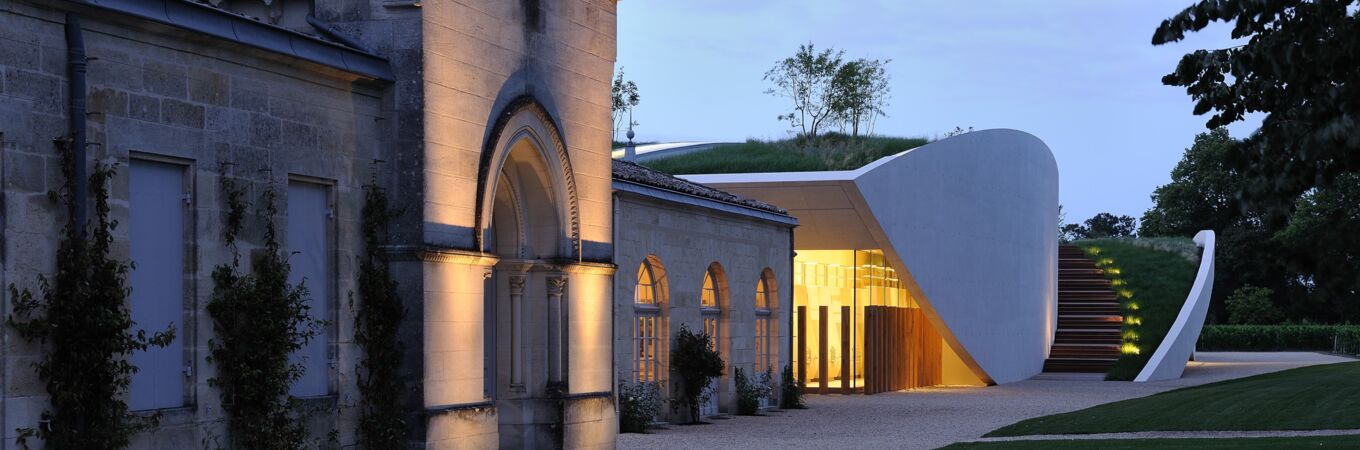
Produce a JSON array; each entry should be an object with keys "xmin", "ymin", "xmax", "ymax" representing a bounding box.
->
[{"xmin": 612, "ymin": 159, "xmax": 790, "ymax": 215}]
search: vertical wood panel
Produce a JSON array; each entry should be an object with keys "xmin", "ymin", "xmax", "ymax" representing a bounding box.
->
[
  {"xmin": 840, "ymin": 305, "xmax": 851, "ymax": 394},
  {"xmin": 797, "ymin": 305, "xmax": 807, "ymax": 388},
  {"xmin": 818, "ymin": 305, "xmax": 828, "ymax": 394}
]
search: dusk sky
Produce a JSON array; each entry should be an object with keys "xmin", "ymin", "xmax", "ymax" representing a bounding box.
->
[{"xmin": 616, "ymin": 1, "xmax": 1264, "ymax": 226}]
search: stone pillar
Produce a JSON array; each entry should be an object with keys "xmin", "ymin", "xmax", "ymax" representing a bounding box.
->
[
  {"xmin": 547, "ymin": 275, "xmax": 568, "ymax": 384},
  {"xmin": 510, "ymin": 274, "xmax": 526, "ymax": 390}
]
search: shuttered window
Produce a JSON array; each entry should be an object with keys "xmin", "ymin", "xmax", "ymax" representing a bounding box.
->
[
  {"xmin": 128, "ymin": 159, "xmax": 187, "ymax": 410},
  {"xmin": 287, "ymin": 181, "xmax": 331, "ymax": 397}
]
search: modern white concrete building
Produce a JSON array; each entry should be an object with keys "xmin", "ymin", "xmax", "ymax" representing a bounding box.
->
[{"xmin": 684, "ymin": 129, "xmax": 1061, "ymax": 388}]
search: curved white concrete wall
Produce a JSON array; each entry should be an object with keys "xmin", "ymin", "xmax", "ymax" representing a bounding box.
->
[
  {"xmin": 1135, "ymin": 230, "xmax": 1216, "ymax": 382},
  {"xmin": 686, "ymin": 129, "xmax": 1059, "ymax": 385},
  {"xmin": 854, "ymin": 129, "xmax": 1059, "ymax": 384}
]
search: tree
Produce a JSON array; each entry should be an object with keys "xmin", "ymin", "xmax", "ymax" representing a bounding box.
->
[
  {"xmin": 1274, "ymin": 174, "xmax": 1360, "ymax": 321},
  {"xmin": 1140, "ymin": 129, "xmax": 1245, "ymax": 237},
  {"xmin": 1059, "ymin": 223, "xmax": 1088, "ymax": 242},
  {"xmin": 1086, "ymin": 213, "xmax": 1138, "ymax": 238},
  {"xmin": 765, "ymin": 43, "xmax": 844, "ymax": 140},
  {"xmin": 611, "ymin": 67, "xmax": 640, "ymax": 142},
  {"xmin": 1140, "ymin": 129, "xmax": 1293, "ymax": 322},
  {"xmin": 830, "ymin": 58, "xmax": 891, "ymax": 138},
  {"xmin": 669, "ymin": 325, "xmax": 723, "ymax": 424},
  {"xmin": 1153, "ymin": 1, "xmax": 1360, "ymax": 223},
  {"xmin": 1225, "ymin": 285, "xmax": 1285, "ymax": 325}
]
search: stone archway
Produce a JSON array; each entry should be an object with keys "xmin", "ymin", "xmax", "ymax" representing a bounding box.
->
[{"xmin": 480, "ymin": 97, "xmax": 578, "ymax": 449}]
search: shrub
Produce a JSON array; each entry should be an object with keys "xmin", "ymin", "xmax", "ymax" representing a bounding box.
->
[
  {"xmin": 618, "ymin": 382, "xmax": 663, "ymax": 433},
  {"xmin": 734, "ymin": 368, "xmax": 773, "ymax": 415},
  {"xmin": 669, "ymin": 325, "xmax": 723, "ymax": 424},
  {"xmin": 779, "ymin": 364, "xmax": 804, "ymax": 409},
  {"xmin": 208, "ymin": 179, "xmax": 318, "ymax": 450},
  {"xmin": 1225, "ymin": 285, "xmax": 1284, "ymax": 325},
  {"xmin": 1198, "ymin": 325, "xmax": 1360, "ymax": 351},
  {"xmin": 7, "ymin": 145, "xmax": 173, "ymax": 449}
]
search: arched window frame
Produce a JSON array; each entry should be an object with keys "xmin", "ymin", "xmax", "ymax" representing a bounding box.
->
[
  {"xmin": 633, "ymin": 257, "xmax": 666, "ymax": 383},
  {"xmin": 755, "ymin": 272, "xmax": 774, "ymax": 374},
  {"xmin": 700, "ymin": 268, "xmax": 722, "ymax": 350}
]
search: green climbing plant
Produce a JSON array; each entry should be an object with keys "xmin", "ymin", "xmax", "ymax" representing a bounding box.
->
[
  {"xmin": 7, "ymin": 138, "xmax": 174, "ymax": 449},
  {"xmin": 354, "ymin": 180, "xmax": 408, "ymax": 448},
  {"xmin": 206, "ymin": 171, "xmax": 317, "ymax": 450}
]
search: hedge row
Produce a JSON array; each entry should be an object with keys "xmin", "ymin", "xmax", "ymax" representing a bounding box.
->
[{"xmin": 1198, "ymin": 325, "xmax": 1360, "ymax": 351}]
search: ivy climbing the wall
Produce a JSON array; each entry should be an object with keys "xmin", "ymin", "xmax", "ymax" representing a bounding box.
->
[
  {"xmin": 354, "ymin": 180, "xmax": 409, "ymax": 448},
  {"xmin": 7, "ymin": 138, "xmax": 174, "ymax": 449},
  {"xmin": 206, "ymin": 173, "xmax": 317, "ymax": 450}
]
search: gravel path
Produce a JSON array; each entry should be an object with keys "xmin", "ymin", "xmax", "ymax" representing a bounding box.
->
[{"xmin": 615, "ymin": 352, "xmax": 1354, "ymax": 450}]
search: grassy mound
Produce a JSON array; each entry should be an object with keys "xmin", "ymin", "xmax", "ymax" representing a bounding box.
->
[
  {"xmin": 986, "ymin": 361, "xmax": 1360, "ymax": 437},
  {"xmin": 643, "ymin": 134, "xmax": 927, "ymax": 175},
  {"xmin": 1073, "ymin": 238, "xmax": 1199, "ymax": 381}
]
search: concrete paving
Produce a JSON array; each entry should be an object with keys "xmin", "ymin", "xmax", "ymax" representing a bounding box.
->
[{"xmin": 615, "ymin": 352, "xmax": 1354, "ymax": 450}]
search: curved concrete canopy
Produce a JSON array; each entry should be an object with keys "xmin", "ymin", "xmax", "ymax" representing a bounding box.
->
[
  {"xmin": 684, "ymin": 129, "xmax": 1059, "ymax": 384},
  {"xmin": 1135, "ymin": 230, "xmax": 1215, "ymax": 382}
]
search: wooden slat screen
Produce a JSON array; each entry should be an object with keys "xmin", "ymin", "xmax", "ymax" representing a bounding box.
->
[{"xmin": 863, "ymin": 306, "xmax": 943, "ymax": 394}]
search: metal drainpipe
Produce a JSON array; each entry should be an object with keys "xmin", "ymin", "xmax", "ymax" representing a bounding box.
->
[
  {"xmin": 66, "ymin": 13, "xmax": 88, "ymax": 237},
  {"xmin": 610, "ymin": 192, "xmax": 619, "ymax": 399}
]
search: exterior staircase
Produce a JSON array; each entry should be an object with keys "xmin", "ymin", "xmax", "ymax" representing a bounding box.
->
[{"xmin": 1043, "ymin": 245, "xmax": 1122, "ymax": 373}]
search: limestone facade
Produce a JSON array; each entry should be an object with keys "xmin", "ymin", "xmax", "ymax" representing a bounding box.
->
[
  {"xmin": 612, "ymin": 161, "xmax": 796, "ymax": 421},
  {"xmin": 0, "ymin": 0, "xmax": 621, "ymax": 448}
]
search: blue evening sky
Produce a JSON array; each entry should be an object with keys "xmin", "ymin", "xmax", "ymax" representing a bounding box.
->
[{"xmin": 616, "ymin": 1, "xmax": 1263, "ymax": 226}]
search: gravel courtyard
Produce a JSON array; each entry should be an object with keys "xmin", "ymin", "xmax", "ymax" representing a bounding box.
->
[{"xmin": 615, "ymin": 352, "xmax": 1353, "ymax": 450}]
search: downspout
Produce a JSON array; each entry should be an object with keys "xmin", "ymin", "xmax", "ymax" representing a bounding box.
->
[
  {"xmin": 66, "ymin": 13, "xmax": 88, "ymax": 237},
  {"xmin": 0, "ymin": 131, "xmax": 6, "ymax": 450},
  {"xmin": 610, "ymin": 192, "xmax": 619, "ymax": 401}
]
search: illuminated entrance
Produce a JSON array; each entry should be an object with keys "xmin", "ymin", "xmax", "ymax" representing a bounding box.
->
[{"xmin": 793, "ymin": 250, "xmax": 974, "ymax": 393}]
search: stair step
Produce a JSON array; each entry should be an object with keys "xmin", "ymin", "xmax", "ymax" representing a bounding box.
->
[{"xmin": 1049, "ymin": 245, "xmax": 1125, "ymax": 374}]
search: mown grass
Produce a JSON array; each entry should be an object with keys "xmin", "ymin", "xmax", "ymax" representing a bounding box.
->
[
  {"xmin": 945, "ymin": 435, "xmax": 1360, "ymax": 449},
  {"xmin": 985, "ymin": 362, "xmax": 1360, "ymax": 437},
  {"xmin": 1073, "ymin": 238, "xmax": 1198, "ymax": 381},
  {"xmin": 643, "ymin": 134, "xmax": 927, "ymax": 175}
]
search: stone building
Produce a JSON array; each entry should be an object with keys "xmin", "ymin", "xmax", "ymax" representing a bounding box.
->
[
  {"xmin": 0, "ymin": 0, "xmax": 636, "ymax": 448},
  {"xmin": 611, "ymin": 160, "xmax": 795, "ymax": 420},
  {"xmin": 0, "ymin": 0, "xmax": 801, "ymax": 447}
]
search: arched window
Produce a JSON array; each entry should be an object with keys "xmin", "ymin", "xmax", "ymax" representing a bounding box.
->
[
  {"xmin": 634, "ymin": 257, "xmax": 665, "ymax": 383},
  {"xmin": 700, "ymin": 263, "xmax": 726, "ymax": 416},
  {"xmin": 701, "ymin": 268, "xmax": 720, "ymax": 349},
  {"xmin": 755, "ymin": 271, "xmax": 774, "ymax": 374}
]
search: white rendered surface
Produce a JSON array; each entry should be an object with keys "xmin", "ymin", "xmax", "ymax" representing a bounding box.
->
[
  {"xmin": 1134, "ymin": 230, "xmax": 1216, "ymax": 382},
  {"xmin": 689, "ymin": 129, "xmax": 1060, "ymax": 384}
]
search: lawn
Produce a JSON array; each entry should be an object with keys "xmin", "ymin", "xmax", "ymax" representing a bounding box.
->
[
  {"xmin": 642, "ymin": 134, "xmax": 927, "ymax": 175},
  {"xmin": 1073, "ymin": 238, "xmax": 1198, "ymax": 380},
  {"xmin": 985, "ymin": 362, "xmax": 1360, "ymax": 437},
  {"xmin": 945, "ymin": 435, "xmax": 1360, "ymax": 449}
]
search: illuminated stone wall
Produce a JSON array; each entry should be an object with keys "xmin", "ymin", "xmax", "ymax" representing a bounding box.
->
[
  {"xmin": 613, "ymin": 190, "xmax": 794, "ymax": 420},
  {"xmin": 0, "ymin": 0, "xmax": 621, "ymax": 448}
]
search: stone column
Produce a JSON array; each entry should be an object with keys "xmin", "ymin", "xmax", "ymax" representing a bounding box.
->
[
  {"xmin": 509, "ymin": 274, "xmax": 526, "ymax": 390},
  {"xmin": 547, "ymin": 275, "xmax": 568, "ymax": 384}
]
